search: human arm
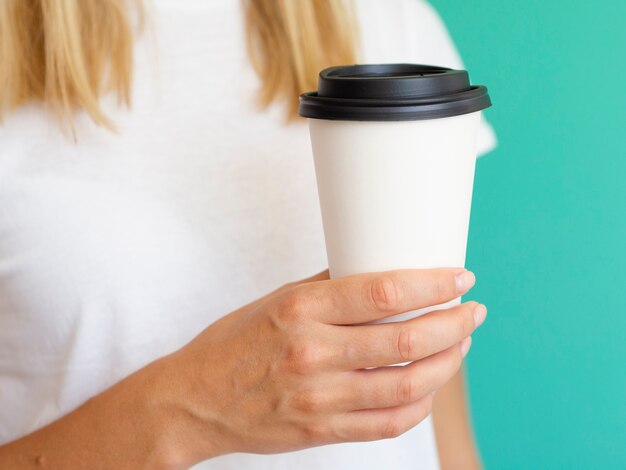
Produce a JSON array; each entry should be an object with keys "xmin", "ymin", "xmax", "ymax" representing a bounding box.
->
[
  {"xmin": 432, "ymin": 367, "xmax": 483, "ymax": 470},
  {"xmin": 0, "ymin": 360, "xmax": 194, "ymax": 470},
  {"xmin": 0, "ymin": 268, "xmax": 485, "ymax": 469}
]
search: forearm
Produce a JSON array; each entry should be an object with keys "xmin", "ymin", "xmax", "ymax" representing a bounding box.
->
[
  {"xmin": 432, "ymin": 367, "xmax": 482, "ymax": 470},
  {"xmin": 0, "ymin": 358, "xmax": 207, "ymax": 470}
]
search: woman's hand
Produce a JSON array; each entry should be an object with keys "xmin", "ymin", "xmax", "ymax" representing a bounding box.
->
[
  {"xmin": 0, "ymin": 268, "xmax": 485, "ymax": 470},
  {"xmin": 155, "ymin": 267, "xmax": 486, "ymax": 467}
]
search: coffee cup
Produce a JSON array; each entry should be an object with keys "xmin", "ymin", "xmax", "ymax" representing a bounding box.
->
[{"xmin": 299, "ymin": 64, "xmax": 492, "ymax": 322}]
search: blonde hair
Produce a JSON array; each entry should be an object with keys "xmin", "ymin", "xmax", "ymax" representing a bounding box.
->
[
  {"xmin": 0, "ymin": 0, "xmax": 142, "ymax": 131},
  {"xmin": 244, "ymin": 0, "xmax": 358, "ymax": 118},
  {"xmin": 0, "ymin": 0, "xmax": 357, "ymax": 130}
]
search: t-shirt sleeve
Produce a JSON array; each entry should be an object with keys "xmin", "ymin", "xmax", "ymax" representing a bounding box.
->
[{"xmin": 405, "ymin": 0, "xmax": 498, "ymax": 157}]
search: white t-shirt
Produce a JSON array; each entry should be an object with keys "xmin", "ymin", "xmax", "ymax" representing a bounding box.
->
[{"xmin": 0, "ymin": 0, "xmax": 496, "ymax": 468}]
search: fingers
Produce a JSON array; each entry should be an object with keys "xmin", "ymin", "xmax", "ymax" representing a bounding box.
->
[
  {"xmin": 300, "ymin": 268, "xmax": 475, "ymax": 325},
  {"xmin": 287, "ymin": 339, "xmax": 469, "ymax": 418},
  {"xmin": 334, "ymin": 340, "xmax": 468, "ymax": 411},
  {"xmin": 331, "ymin": 301, "xmax": 486, "ymax": 369},
  {"xmin": 330, "ymin": 393, "xmax": 434, "ymax": 442}
]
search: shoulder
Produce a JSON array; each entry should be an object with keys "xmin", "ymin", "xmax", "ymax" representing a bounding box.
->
[
  {"xmin": 400, "ymin": 0, "xmax": 465, "ymax": 69},
  {"xmin": 355, "ymin": 0, "xmax": 498, "ymax": 157},
  {"xmin": 355, "ymin": 0, "xmax": 463, "ymax": 68},
  {"xmin": 355, "ymin": 0, "xmax": 447, "ymax": 31},
  {"xmin": 401, "ymin": 0, "xmax": 446, "ymax": 24}
]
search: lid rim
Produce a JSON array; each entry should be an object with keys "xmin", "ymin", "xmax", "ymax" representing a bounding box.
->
[
  {"xmin": 301, "ymin": 85, "xmax": 489, "ymax": 107},
  {"xmin": 298, "ymin": 63, "xmax": 492, "ymax": 122},
  {"xmin": 299, "ymin": 96, "xmax": 491, "ymax": 121}
]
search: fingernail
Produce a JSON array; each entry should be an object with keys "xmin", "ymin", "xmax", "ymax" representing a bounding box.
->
[
  {"xmin": 455, "ymin": 270, "xmax": 476, "ymax": 295},
  {"xmin": 473, "ymin": 304, "xmax": 487, "ymax": 329},
  {"xmin": 460, "ymin": 336, "xmax": 472, "ymax": 358}
]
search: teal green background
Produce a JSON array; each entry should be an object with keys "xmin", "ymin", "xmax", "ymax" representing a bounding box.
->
[{"xmin": 428, "ymin": 0, "xmax": 626, "ymax": 468}]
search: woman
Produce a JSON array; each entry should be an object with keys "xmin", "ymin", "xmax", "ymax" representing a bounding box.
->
[{"xmin": 0, "ymin": 0, "xmax": 496, "ymax": 468}]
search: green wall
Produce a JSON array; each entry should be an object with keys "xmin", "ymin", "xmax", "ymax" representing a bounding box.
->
[{"xmin": 427, "ymin": 0, "xmax": 626, "ymax": 468}]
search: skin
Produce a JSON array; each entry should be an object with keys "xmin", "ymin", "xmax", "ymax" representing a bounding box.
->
[
  {"xmin": 433, "ymin": 369, "xmax": 483, "ymax": 470},
  {"xmin": 0, "ymin": 267, "xmax": 487, "ymax": 469}
]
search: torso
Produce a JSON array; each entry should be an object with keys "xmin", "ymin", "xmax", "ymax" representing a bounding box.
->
[{"xmin": 0, "ymin": 1, "xmax": 494, "ymax": 467}]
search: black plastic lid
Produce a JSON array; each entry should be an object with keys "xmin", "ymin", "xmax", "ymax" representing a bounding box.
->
[{"xmin": 299, "ymin": 64, "xmax": 491, "ymax": 121}]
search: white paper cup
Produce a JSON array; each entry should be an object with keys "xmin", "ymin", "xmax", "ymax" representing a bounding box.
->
[{"xmin": 300, "ymin": 64, "xmax": 492, "ymax": 322}]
